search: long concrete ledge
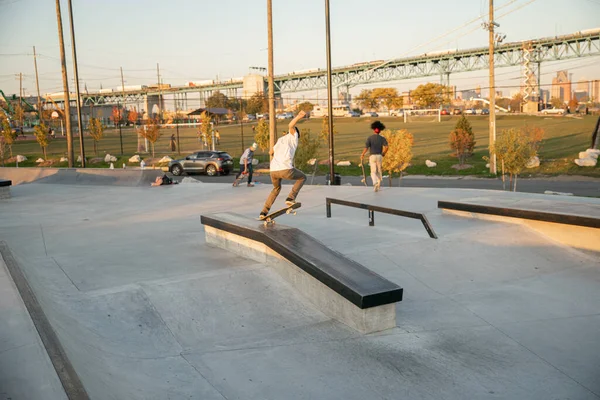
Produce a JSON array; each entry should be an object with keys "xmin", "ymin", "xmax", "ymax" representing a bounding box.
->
[
  {"xmin": 201, "ymin": 213, "xmax": 403, "ymax": 334},
  {"xmin": 439, "ymin": 199, "xmax": 600, "ymax": 253},
  {"xmin": 0, "ymin": 167, "xmax": 165, "ymax": 186}
]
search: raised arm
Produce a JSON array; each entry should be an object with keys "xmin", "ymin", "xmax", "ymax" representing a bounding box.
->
[{"xmin": 289, "ymin": 110, "xmax": 306, "ymax": 132}]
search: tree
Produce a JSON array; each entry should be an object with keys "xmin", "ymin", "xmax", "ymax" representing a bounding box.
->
[
  {"xmin": 33, "ymin": 123, "xmax": 49, "ymax": 160},
  {"xmin": 453, "ymin": 115, "xmax": 476, "ymax": 158},
  {"xmin": 296, "ymin": 101, "xmax": 314, "ymax": 113},
  {"xmin": 199, "ymin": 111, "xmax": 213, "ymax": 150},
  {"xmin": 13, "ymin": 104, "xmax": 24, "ymax": 128},
  {"xmin": 319, "ymin": 116, "xmax": 338, "ymax": 142},
  {"xmin": 492, "ymin": 128, "xmax": 537, "ymax": 191},
  {"xmin": 521, "ymin": 125, "xmax": 545, "ymax": 152},
  {"xmin": 449, "ymin": 129, "xmax": 476, "ymax": 165},
  {"xmin": 381, "ymin": 129, "xmax": 414, "ymax": 187},
  {"xmin": 128, "ymin": 108, "xmax": 139, "ymax": 125},
  {"xmin": 111, "ymin": 106, "xmax": 123, "ymax": 126},
  {"xmin": 140, "ymin": 118, "xmax": 162, "ymax": 157},
  {"xmin": 355, "ymin": 89, "xmax": 378, "ymax": 110},
  {"xmin": 568, "ymin": 98, "xmax": 579, "ymax": 112},
  {"xmin": 206, "ymin": 92, "xmax": 229, "ymax": 109},
  {"xmin": 294, "ymin": 128, "xmax": 320, "ymax": 171},
  {"xmin": 246, "ymin": 93, "xmax": 267, "ymax": 115},
  {"xmin": 88, "ymin": 117, "xmax": 104, "ymax": 155},
  {"xmin": 550, "ymin": 97, "xmax": 563, "ymax": 109},
  {"xmin": 372, "ymin": 88, "xmax": 403, "ymax": 111},
  {"xmin": 410, "ymin": 83, "xmax": 450, "ymax": 108},
  {"xmin": 1, "ymin": 115, "xmax": 17, "ymax": 158},
  {"xmin": 254, "ymin": 119, "xmax": 269, "ymax": 151},
  {"xmin": 510, "ymin": 93, "xmax": 524, "ymax": 112}
]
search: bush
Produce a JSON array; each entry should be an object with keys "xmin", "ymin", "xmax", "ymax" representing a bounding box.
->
[
  {"xmin": 492, "ymin": 128, "xmax": 537, "ymax": 191},
  {"xmin": 381, "ymin": 129, "xmax": 414, "ymax": 186},
  {"xmin": 449, "ymin": 128, "xmax": 476, "ymax": 165},
  {"xmin": 294, "ymin": 128, "xmax": 320, "ymax": 171}
]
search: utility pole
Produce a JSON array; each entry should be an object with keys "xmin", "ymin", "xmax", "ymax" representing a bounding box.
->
[
  {"xmin": 267, "ymin": 0, "xmax": 276, "ymax": 159},
  {"xmin": 55, "ymin": 0, "xmax": 74, "ymax": 167},
  {"xmin": 18, "ymin": 73, "xmax": 23, "ymax": 129},
  {"xmin": 119, "ymin": 66, "xmax": 125, "ymax": 155},
  {"xmin": 67, "ymin": 0, "xmax": 85, "ymax": 167},
  {"xmin": 487, "ymin": 0, "xmax": 497, "ymax": 174},
  {"xmin": 33, "ymin": 46, "xmax": 42, "ymax": 123},
  {"xmin": 325, "ymin": 0, "xmax": 336, "ymax": 184},
  {"xmin": 156, "ymin": 63, "xmax": 162, "ymax": 121},
  {"xmin": 240, "ymin": 97, "xmax": 245, "ymax": 153}
]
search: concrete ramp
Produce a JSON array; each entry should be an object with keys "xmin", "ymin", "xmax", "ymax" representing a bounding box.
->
[{"xmin": 0, "ymin": 167, "xmax": 164, "ymax": 187}]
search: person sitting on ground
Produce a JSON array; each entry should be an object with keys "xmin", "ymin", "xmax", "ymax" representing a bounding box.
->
[{"xmin": 151, "ymin": 174, "xmax": 176, "ymax": 186}]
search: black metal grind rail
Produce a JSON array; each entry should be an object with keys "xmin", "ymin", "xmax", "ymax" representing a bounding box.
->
[{"xmin": 326, "ymin": 198, "xmax": 437, "ymax": 239}]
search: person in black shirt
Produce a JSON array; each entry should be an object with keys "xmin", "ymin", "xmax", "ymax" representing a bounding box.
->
[{"xmin": 360, "ymin": 121, "xmax": 388, "ymax": 192}]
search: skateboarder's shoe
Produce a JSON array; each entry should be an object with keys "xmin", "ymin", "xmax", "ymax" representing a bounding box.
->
[
  {"xmin": 285, "ymin": 198, "xmax": 297, "ymax": 206},
  {"xmin": 247, "ymin": 182, "xmax": 255, "ymax": 187},
  {"xmin": 233, "ymin": 181, "xmax": 239, "ymax": 187},
  {"xmin": 374, "ymin": 181, "xmax": 380, "ymax": 192},
  {"xmin": 259, "ymin": 212, "xmax": 268, "ymax": 220}
]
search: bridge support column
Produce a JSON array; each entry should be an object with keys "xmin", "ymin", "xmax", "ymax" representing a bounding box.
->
[{"xmin": 145, "ymin": 94, "xmax": 164, "ymax": 119}]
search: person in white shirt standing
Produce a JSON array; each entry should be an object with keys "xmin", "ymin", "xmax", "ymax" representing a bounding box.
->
[{"xmin": 259, "ymin": 110, "xmax": 307, "ymax": 220}]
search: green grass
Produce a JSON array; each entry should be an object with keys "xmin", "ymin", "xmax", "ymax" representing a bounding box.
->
[{"xmin": 3, "ymin": 115, "xmax": 599, "ymax": 176}]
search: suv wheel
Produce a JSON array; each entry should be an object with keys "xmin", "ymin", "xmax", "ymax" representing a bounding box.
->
[
  {"xmin": 171, "ymin": 164, "xmax": 183, "ymax": 176},
  {"xmin": 206, "ymin": 164, "xmax": 218, "ymax": 176}
]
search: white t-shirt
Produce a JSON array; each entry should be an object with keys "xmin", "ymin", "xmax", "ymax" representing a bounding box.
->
[{"xmin": 270, "ymin": 129, "xmax": 299, "ymax": 172}]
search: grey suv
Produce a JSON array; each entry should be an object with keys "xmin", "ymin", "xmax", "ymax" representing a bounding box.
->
[{"xmin": 169, "ymin": 151, "xmax": 233, "ymax": 176}]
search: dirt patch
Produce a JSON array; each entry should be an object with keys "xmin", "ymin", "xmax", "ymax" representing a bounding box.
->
[
  {"xmin": 37, "ymin": 160, "xmax": 55, "ymax": 167},
  {"xmin": 89, "ymin": 158, "xmax": 105, "ymax": 164}
]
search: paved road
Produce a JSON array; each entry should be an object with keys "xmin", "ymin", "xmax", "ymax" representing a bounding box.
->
[{"xmin": 176, "ymin": 173, "xmax": 600, "ymax": 197}]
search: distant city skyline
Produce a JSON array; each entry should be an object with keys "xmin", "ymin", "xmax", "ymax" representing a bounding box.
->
[{"xmin": 0, "ymin": 0, "xmax": 599, "ymax": 101}]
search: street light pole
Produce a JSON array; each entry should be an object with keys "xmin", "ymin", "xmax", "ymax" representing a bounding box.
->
[
  {"xmin": 54, "ymin": 0, "xmax": 74, "ymax": 167},
  {"xmin": 67, "ymin": 0, "xmax": 85, "ymax": 167},
  {"xmin": 325, "ymin": 0, "xmax": 336, "ymax": 184},
  {"xmin": 487, "ymin": 0, "xmax": 497, "ymax": 174}
]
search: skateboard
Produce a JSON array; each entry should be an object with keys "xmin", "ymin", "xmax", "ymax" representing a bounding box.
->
[
  {"xmin": 359, "ymin": 163, "xmax": 368, "ymax": 186},
  {"xmin": 259, "ymin": 203, "xmax": 301, "ymax": 226},
  {"xmin": 232, "ymin": 171, "xmax": 248, "ymax": 187}
]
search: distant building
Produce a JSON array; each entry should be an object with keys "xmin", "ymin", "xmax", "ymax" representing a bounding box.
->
[
  {"xmin": 551, "ymin": 70, "xmax": 572, "ymax": 104},
  {"xmin": 591, "ymin": 80, "xmax": 600, "ymax": 103},
  {"xmin": 460, "ymin": 90, "xmax": 479, "ymax": 100},
  {"xmin": 401, "ymin": 91, "xmax": 412, "ymax": 107}
]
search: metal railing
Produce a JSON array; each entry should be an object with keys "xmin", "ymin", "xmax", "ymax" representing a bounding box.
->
[{"xmin": 326, "ymin": 198, "xmax": 437, "ymax": 239}]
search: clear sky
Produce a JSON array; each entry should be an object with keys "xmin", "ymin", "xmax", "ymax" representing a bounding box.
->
[{"xmin": 1, "ymin": 0, "xmax": 599, "ymax": 100}]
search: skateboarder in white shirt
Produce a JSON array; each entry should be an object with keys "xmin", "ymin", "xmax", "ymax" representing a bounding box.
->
[{"xmin": 259, "ymin": 110, "xmax": 307, "ymax": 220}]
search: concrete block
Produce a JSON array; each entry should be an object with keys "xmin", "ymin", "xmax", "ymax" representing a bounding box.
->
[{"xmin": 204, "ymin": 227, "xmax": 397, "ymax": 334}]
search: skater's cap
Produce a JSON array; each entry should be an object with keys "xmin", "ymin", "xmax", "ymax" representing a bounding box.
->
[{"xmin": 251, "ymin": 142, "xmax": 258, "ymax": 149}]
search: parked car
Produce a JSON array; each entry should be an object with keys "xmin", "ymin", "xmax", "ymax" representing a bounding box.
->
[
  {"xmin": 464, "ymin": 108, "xmax": 476, "ymax": 115},
  {"xmin": 245, "ymin": 114, "xmax": 257, "ymax": 121},
  {"xmin": 169, "ymin": 151, "xmax": 233, "ymax": 176},
  {"xmin": 346, "ymin": 111, "xmax": 361, "ymax": 117},
  {"xmin": 481, "ymin": 108, "xmax": 490, "ymax": 115},
  {"xmin": 440, "ymin": 109, "xmax": 450, "ymax": 115},
  {"xmin": 389, "ymin": 109, "xmax": 404, "ymax": 117},
  {"xmin": 361, "ymin": 112, "xmax": 379, "ymax": 117},
  {"xmin": 277, "ymin": 112, "xmax": 294, "ymax": 119},
  {"xmin": 541, "ymin": 108, "xmax": 565, "ymax": 115},
  {"xmin": 256, "ymin": 113, "xmax": 269, "ymax": 120},
  {"xmin": 452, "ymin": 109, "xmax": 462, "ymax": 115}
]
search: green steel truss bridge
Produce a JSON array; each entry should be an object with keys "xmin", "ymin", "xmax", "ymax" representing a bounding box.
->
[{"xmin": 41, "ymin": 28, "xmax": 600, "ymax": 107}]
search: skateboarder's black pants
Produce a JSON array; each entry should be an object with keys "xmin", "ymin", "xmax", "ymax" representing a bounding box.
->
[
  {"xmin": 235, "ymin": 164, "xmax": 253, "ymax": 183},
  {"xmin": 261, "ymin": 168, "xmax": 306, "ymax": 214}
]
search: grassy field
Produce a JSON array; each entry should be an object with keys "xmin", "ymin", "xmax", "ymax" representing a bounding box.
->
[{"xmin": 3, "ymin": 114, "xmax": 599, "ymax": 176}]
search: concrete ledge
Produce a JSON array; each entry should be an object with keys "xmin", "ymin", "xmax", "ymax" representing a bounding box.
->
[
  {"xmin": 443, "ymin": 209, "xmax": 600, "ymax": 254},
  {"xmin": 0, "ymin": 186, "xmax": 9, "ymax": 199},
  {"xmin": 204, "ymin": 225, "xmax": 396, "ymax": 334}
]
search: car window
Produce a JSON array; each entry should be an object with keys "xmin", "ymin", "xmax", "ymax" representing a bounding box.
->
[
  {"xmin": 196, "ymin": 152, "xmax": 209, "ymax": 159},
  {"xmin": 216, "ymin": 152, "xmax": 231, "ymax": 159}
]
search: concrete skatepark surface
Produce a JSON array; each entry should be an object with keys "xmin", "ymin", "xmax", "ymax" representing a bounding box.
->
[{"xmin": 1, "ymin": 176, "xmax": 599, "ymax": 399}]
